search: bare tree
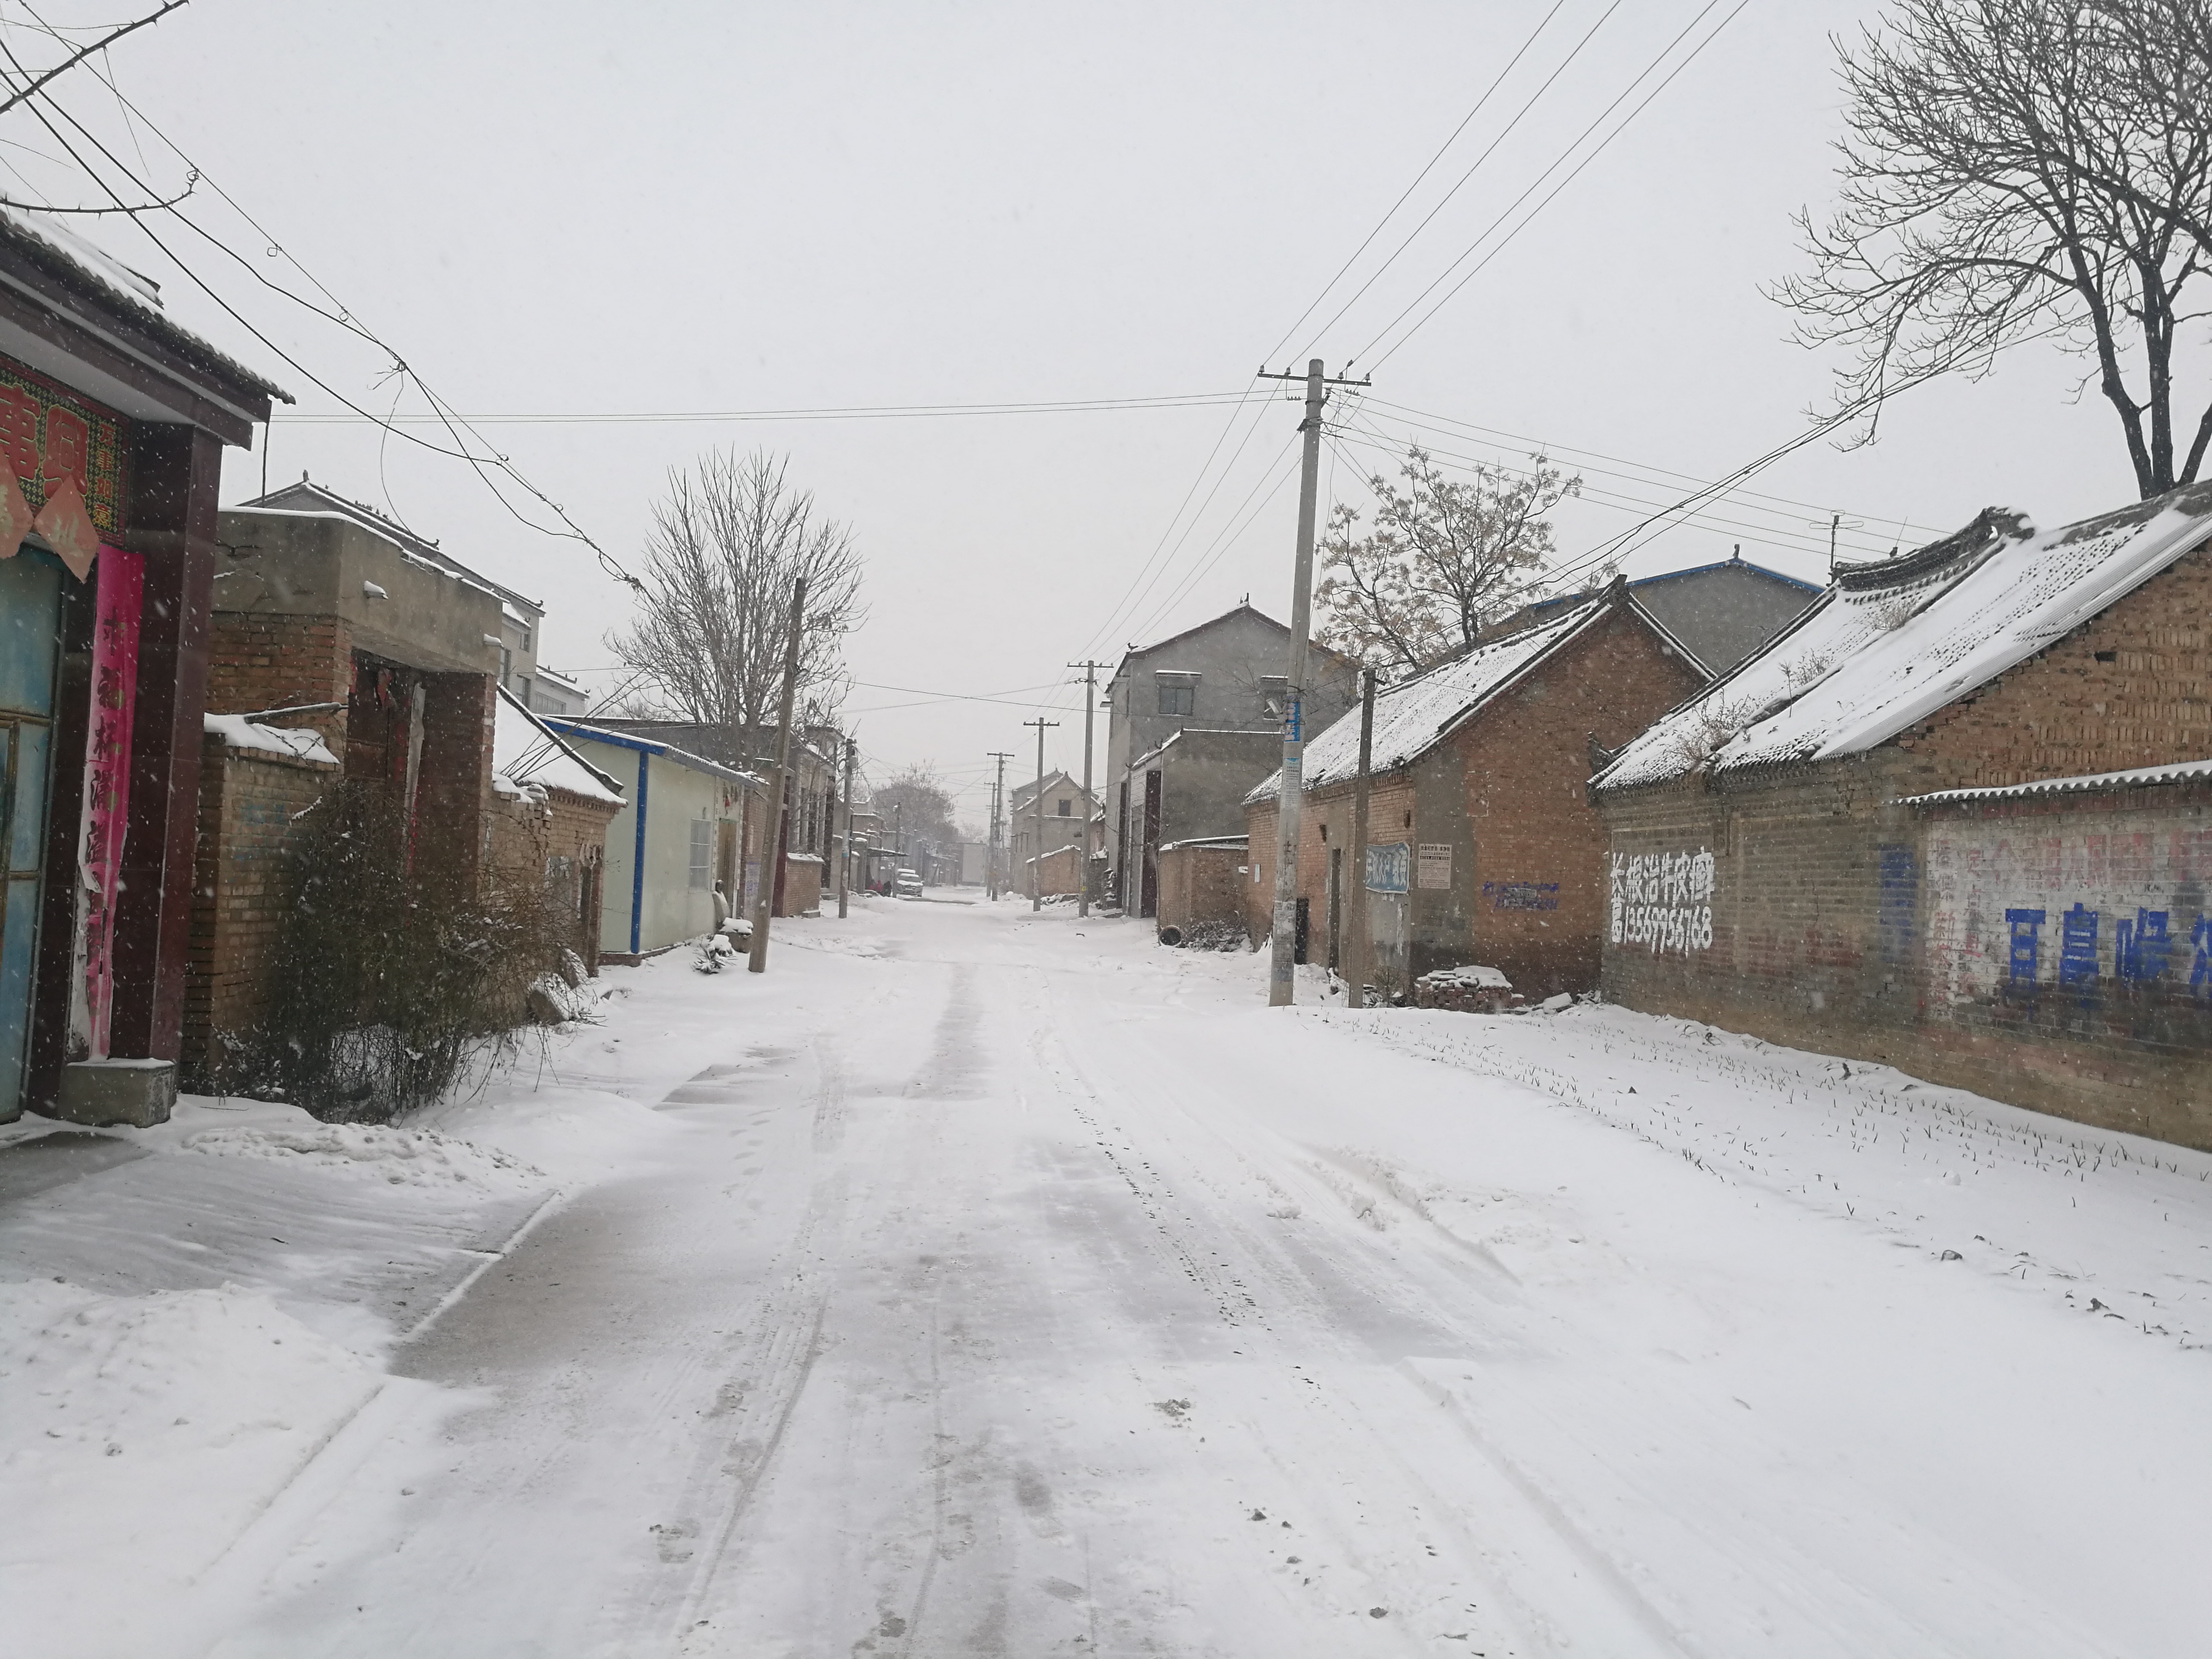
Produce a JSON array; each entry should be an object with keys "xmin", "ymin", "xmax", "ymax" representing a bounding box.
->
[
  {"xmin": 869, "ymin": 763, "xmax": 959, "ymax": 847},
  {"xmin": 609, "ymin": 451, "xmax": 865, "ymax": 757},
  {"xmin": 1774, "ymin": 0, "xmax": 2212, "ymax": 498},
  {"xmin": 1314, "ymin": 445, "xmax": 1579, "ymax": 680}
]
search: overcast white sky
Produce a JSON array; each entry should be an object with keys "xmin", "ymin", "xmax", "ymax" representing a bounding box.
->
[{"xmin": 4, "ymin": 2, "xmax": 2165, "ymax": 824}]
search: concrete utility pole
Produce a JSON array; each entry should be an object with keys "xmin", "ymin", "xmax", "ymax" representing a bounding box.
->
[
  {"xmin": 1344, "ymin": 666, "xmax": 1377, "ymax": 1009},
  {"xmin": 1257, "ymin": 357, "xmax": 1369, "ymax": 1006},
  {"xmin": 748, "ymin": 576, "xmax": 808, "ymax": 974},
  {"xmin": 1022, "ymin": 717, "xmax": 1058, "ymax": 911},
  {"xmin": 837, "ymin": 735, "xmax": 855, "ymax": 919},
  {"xmin": 986, "ymin": 750, "xmax": 1013, "ymax": 901},
  {"xmin": 1068, "ymin": 660, "xmax": 1107, "ymax": 917}
]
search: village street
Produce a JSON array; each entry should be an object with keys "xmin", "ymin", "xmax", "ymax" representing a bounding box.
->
[{"xmin": 6, "ymin": 893, "xmax": 2211, "ymax": 1658}]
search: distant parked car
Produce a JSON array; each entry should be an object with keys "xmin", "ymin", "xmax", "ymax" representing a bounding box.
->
[{"xmin": 894, "ymin": 868, "xmax": 924, "ymax": 898}]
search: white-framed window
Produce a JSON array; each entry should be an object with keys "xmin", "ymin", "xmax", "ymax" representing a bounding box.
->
[{"xmin": 688, "ymin": 818, "xmax": 712, "ymax": 890}]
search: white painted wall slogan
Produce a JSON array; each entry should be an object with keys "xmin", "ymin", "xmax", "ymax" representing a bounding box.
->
[{"xmin": 1611, "ymin": 848, "xmax": 1716, "ymax": 955}]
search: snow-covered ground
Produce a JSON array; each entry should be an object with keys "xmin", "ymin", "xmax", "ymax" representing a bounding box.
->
[{"xmin": 4, "ymin": 894, "xmax": 2208, "ymax": 1657}]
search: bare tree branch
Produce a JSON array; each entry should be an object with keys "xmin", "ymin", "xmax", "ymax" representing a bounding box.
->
[
  {"xmin": 1772, "ymin": 0, "xmax": 2212, "ymax": 497},
  {"xmin": 608, "ymin": 450, "xmax": 866, "ymax": 759},
  {"xmin": 1314, "ymin": 445, "xmax": 1579, "ymax": 680},
  {"xmin": 0, "ymin": 1, "xmax": 191, "ymax": 121}
]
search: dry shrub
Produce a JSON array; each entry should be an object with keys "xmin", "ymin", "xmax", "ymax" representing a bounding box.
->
[{"xmin": 222, "ymin": 780, "xmax": 566, "ymax": 1122}]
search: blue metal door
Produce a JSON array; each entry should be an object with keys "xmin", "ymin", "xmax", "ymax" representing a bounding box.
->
[{"xmin": 0, "ymin": 548, "xmax": 63, "ymax": 1112}]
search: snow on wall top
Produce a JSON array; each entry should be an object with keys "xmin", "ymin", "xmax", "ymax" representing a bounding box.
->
[
  {"xmin": 1246, "ymin": 599, "xmax": 1603, "ymax": 803},
  {"xmin": 202, "ymin": 712, "xmax": 337, "ymax": 766},
  {"xmin": 1597, "ymin": 484, "xmax": 2212, "ymax": 792},
  {"xmin": 1899, "ymin": 755, "xmax": 2212, "ymax": 807},
  {"xmin": 493, "ymin": 688, "xmax": 624, "ymax": 806}
]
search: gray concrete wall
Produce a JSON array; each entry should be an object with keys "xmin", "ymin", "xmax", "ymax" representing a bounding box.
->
[
  {"xmin": 1631, "ymin": 564, "xmax": 1818, "ymax": 676},
  {"xmin": 215, "ymin": 508, "xmax": 504, "ymax": 677},
  {"xmin": 1156, "ymin": 729, "xmax": 1280, "ymax": 846},
  {"xmin": 1104, "ymin": 606, "xmax": 1358, "ymax": 904}
]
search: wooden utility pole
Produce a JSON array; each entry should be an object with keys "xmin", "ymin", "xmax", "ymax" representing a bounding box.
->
[
  {"xmin": 986, "ymin": 750, "xmax": 1013, "ymax": 900},
  {"xmin": 836, "ymin": 735, "xmax": 855, "ymax": 919},
  {"xmin": 748, "ymin": 576, "xmax": 807, "ymax": 974},
  {"xmin": 1257, "ymin": 357, "xmax": 1369, "ymax": 1006},
  {"xmin": 1022, "ymin": 717, "xmax": 1058, "ymax": 911},
  {"xmin": 1068, "ymin": 660, "xmax": 1107, "ymax": 916},
  {"xmin": 1343, "ymin": 667, "xmax": 1377, "ymax": 1009}
]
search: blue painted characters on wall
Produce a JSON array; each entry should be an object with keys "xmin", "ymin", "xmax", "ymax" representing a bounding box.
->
[{"xmin": 2001, "ymin": 902, "xmax": 2196, "ymax": 1001}]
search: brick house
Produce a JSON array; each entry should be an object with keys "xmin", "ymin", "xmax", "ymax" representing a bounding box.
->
[
  {"xmin": 1009, "ymin": 769, "xmax": 1097, "ymax": 898},
  {"xmin": 0, "ymin": 206, "xmax": 286, "ymax": 1127},
  {"xmin": 183, "ymin": 503, "xmax": 528, "ymax": 1084},
  {"xmin": 485, "ymin": 687, "xmax": 625, "ymax": 970},
  {"xmin": 1245, "ymin": 582, "xmax": 1709, "ymax": 997},
  {"xmin": 1593, "ymin": 487, "xmax": 2212, "ymax": 1151}
]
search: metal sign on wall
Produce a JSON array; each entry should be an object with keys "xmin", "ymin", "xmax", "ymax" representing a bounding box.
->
[{"xmin": 1365, "ymin": 841, "xmax": 1410, "ymax": 894}]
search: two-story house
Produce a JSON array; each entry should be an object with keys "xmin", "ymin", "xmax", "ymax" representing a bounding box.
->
[{"xmin": 1103, "ymin": 604, "xmax": 1358, "ymax": 915}]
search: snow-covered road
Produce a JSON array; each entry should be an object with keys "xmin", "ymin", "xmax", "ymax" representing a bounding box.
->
[{"xmin": 9, "ymin": 894, "xmax": 2211, "ymax": 1657}]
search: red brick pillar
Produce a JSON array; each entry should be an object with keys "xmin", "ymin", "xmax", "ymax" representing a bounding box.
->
[{"xmin": 106, "ymin": 423, "xmax": 222, "ymax": 1063}]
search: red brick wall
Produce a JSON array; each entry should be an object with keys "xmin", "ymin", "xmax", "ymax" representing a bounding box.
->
[
  {"xmin": 205, "ymin": 612, "xmax": 353, "ymax": 749},
  {"xmin": 1600, "ymin": 542, "xmax": 2212, "ymax": 1150},
  {"xmin": 183, "ymin": 736, "xmax": 336, "ymax": 1089},
  {"xmin": 1454, "ymin": 607, "xmax": 1705, "ymax": 996},
  {"xmin": 1154, "ymin": 844, "xmax": 1249, "ymax": 937},
  {"xmin": 1244, "ymin": 603, "xmax": 1700, "ymax": 996}
]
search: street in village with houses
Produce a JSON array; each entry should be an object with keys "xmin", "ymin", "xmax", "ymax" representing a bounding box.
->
[{"xmin": 6, "ymin": 4, "xmax": 2212, "ymax": 1656}]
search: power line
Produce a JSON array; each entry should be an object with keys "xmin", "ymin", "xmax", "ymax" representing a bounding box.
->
[
  {"xmin": 1260, "ymin": 0, "xmax": 1571, "ymax": 367},
  {"xmin": 0, "ymin": 38, "xmax": 647, "ymax": 589},
  {"xmin": 1359, "ymin": 395, "xmax": 1948, "ymax": 539},
  {"xmin": 1360, "ymin": 0, "xmax": 1749, "ymax": 371},
  {"xmin": 272, "ymin": 391, "xmax": 1258, "ymax": 425},
  {"xmin": 1295, "ymin": 0, "xmax": 1626, "ymax": 363},
  {"xmin": 1327, "ymin": 409, "xmax": 1911, "ymax": 562}
]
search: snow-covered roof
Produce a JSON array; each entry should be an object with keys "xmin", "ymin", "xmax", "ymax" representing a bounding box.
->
[
  {"xmin": 1158, "ymin": 835, "xmax": 1248, "ymax": 852},
  {"xmin": 0, "ymin": 203, "xmax": 289, "ymax": 401},
  {"xmin": 542, "ymin": 716, "xmax": 761, "ymax": 789},
  {"xmin": 1900, "ymin": 756, "xmax": 2212, "ymax": 808},
  {"xmin": 1248, "ymin": 592, "xmax": 1680, "ymax": 803},
  {"xmin": 236, "ymin": 480, "xmax": 540, "ymax": 613},
  {"xmin": 1597, "ymin": 485, "xmax": 2212, "ymax": 792},
  {"xmin": 493, "ymin": 687, "xmax": 624, "ymax": 806},
  {"xmin": 203, "ymin": 711, "xmax": 337, "ymax": 766}
]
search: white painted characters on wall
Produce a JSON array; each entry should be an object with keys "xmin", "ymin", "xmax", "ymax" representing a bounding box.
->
[{"xmin": 1611, "ymin": 848, "xmax": 1716, "ymax": 955}]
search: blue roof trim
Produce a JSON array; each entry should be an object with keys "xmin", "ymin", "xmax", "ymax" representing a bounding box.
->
[{"xmin": 542, "ymin": 717, "xmax": 760, "ymax": 787}]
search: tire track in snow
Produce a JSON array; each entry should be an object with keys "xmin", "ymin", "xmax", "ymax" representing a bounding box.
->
[{"xmin": 636, "ymin": 1035, "xmax": 852, "ymax": 1655}]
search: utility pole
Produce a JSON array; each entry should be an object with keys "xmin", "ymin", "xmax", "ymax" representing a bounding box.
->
[
  {"xmin": 1344, "ymin": 667, "xmax": 1377, "ymax": 1009},
  {"xmin": 1022, "ymin": 717, "xmax": 1058, "ymax": 911},
  {"xmin": 1068, "ymin": 660, "xmax": 1107, "ymax": 917},
  {"xmin": 1257, "ymin": 357, "xmax": 1369, "ymax": 1006},
  {"xmin": 749, "ymin": 576, "xmax": 808, "ymax": 973},
  {"xmin": 986, "ymin": 750, "xmax": 1013, "ymax": 901},
  {"xmin": 837, "ymin": 735, "xmax": 855, "ymax": 919}
]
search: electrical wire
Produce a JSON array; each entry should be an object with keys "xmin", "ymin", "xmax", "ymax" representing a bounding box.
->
[
  {"xmin": 1359, "ymin": 0, "xmax": 1749, "ymax": 371},
  {"xmin": 1294, "ymin": 0, "xmax": 1626, "ymax": 364},
  {"xmin": 1259, "ymin": 0, "xmax": 1571, "ymax": 368},
  {"xmin": 273, "ymin": 391, "xmax": 1259, "ymax": 424},
  {"xmin": 0, "ymin": 35, "xmax": 648, "ymax": 588}
]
